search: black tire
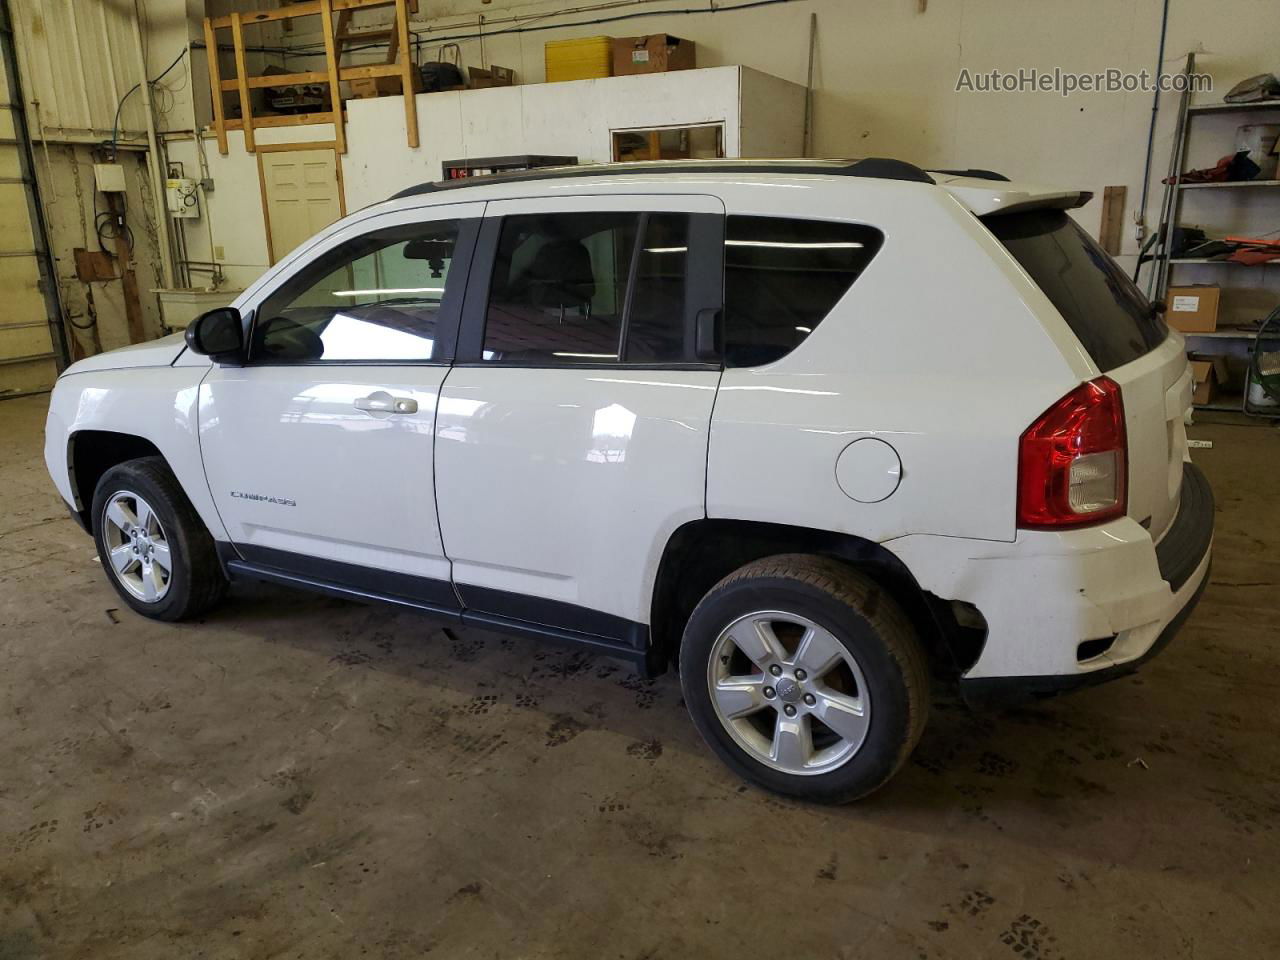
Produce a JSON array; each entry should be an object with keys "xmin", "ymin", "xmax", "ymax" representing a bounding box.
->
[
  {"xmin": 91, "ymin": 456, "xmax": 227, "ymax": 622},
  {"xmin": 679, "ymin": 554, "xmax": 929, "ymax": 803}
]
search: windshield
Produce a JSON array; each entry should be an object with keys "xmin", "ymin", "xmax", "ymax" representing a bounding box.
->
[{"xmin": 984, "ymin": 209, "xmax": 1167, "ymax": 370}]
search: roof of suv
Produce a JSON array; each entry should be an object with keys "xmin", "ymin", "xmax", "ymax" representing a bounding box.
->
[
  {"xmin": 385, "ymin": 158, "xmax": 1091, "ymax": 218},
  {"xmin": 390, "ymin": 157, "xmax": 937, "ymax": 200}
]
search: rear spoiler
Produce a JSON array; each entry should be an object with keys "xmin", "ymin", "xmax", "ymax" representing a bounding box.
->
[{"xmin": 931, "ymin": 172, "xmax": 1093, "ymax": 216}]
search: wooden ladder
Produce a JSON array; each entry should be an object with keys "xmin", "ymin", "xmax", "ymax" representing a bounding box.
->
[{"xmin": 203, "ymin": 0, "xmax": 419, "ymax": 157}]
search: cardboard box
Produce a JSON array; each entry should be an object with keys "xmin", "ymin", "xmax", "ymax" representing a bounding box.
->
[
  {"xmin": 1166, "ymin": 284, "xmax": 1221, "ymax": 333},
  {"xmin": 468, "ymin": 65, "xmax": 515, "ymax": 89},
  {"xmin": 612, "ymin": 35, "xmax": 695, "ymax": 76},
  {"xmin": 348, "ymin": 71, "xmax": 424, "ymax": 99},
  {"xmin": 1189, "ymin": 358, "xmax": 1219, "ymax": 405}
]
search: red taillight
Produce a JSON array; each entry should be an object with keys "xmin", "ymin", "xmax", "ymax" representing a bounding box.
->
[{"xmin": 1017, "ymin": 376, "xmax": 1127, "ymax": 529}]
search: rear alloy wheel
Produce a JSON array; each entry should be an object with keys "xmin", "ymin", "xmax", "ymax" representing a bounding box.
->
[
  {"xmin": 707, "ymin": 610, "xmax": 872, "ymax": 775},
  {"xmin": 680, "ymin": 554, "xmax": 929, "ymax": 803}
]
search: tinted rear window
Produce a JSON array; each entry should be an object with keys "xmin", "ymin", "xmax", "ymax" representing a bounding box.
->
[
  {"xmin": 984, "ymin": 209, "xmax": 1166, "ymax": 370},
  {"xmin": 724, "ymin": 216, "xmax": 883, "ymax": 367}
]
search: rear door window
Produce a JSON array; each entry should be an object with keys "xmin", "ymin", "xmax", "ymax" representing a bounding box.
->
[
  {"xmin": 723, "ymin": 216, "xmax": 883, "ymax": 367},
  {"xmin": 984, "ymin": 209, "xmax": 1167, "ymax": 371},
  {"xmin": 481, "ymin": 211, "xmax": 693, "ymax": 365}
]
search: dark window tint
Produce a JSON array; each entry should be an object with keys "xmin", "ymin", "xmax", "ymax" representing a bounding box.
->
[
  {"xmin": 984, "ymin": 209, "xmax": 1166, "ymax": 371},
  {"xmin": 253, "ymin": 220, "xmax": 462, "ymax": 362},
  {"xmin": 723, "ymin": 216, "xmax": 883, "ymax": 367},
  {"xmin": 482, "ymin": 212, "xmax": 689, "ymax": 365},
  {"xmin": 625, "ymin": 214, "xmax": 689, "ymax": 363}
]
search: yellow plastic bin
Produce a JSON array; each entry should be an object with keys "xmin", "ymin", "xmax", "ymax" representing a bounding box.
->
[{"xmin": 545, "ymin": 36, "xmax": 613, "ymax": 83}]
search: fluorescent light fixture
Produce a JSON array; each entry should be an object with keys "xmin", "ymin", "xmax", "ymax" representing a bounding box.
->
[
  {"xmin": 644, "ymin": 246, "xmax": 688, "ymax": 253},
  {"xmin": 331, "ymin": 287, "xmax": 445, "ymax": 296},
  {"xmin": 725, "ymin": 240, "xmax": 863, "ymax": 249},
  {"xmin": 553, "ymin": 352, "xmax": 618, "ymax": 359},
  {"xmin": 795, "ymin": 326, "xmax": 812, "ymax": 333}
]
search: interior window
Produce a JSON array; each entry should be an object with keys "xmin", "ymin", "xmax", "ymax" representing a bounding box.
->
[
  {"xmin": 252, "ymin": 220, "xmax": 462, "ymax": 362},
  {"xmin": 723, "ymin": 216, "xmax": 884, "ymax": 368},
  {"xmin": 481, "ymin": 212, "xmax": 690, "ymax": 365}
]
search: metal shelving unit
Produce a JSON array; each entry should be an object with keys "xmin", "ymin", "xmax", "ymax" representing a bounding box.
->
[
  {"xmin": 1186, "ymin": 99, "xmax": 1280, "ymax": 115},
  {"xmin": 1177, "ymin": 179, "xmax": 1280, "ymax": 189},
  {"xmin": 1149, "ymin": 54, "xmax": 1280, "ymax": 414}
]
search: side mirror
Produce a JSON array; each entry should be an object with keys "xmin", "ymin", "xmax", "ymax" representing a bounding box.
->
[{"xmin": 185, "ymin": 307, "xmax": 244, "ymax": 362}]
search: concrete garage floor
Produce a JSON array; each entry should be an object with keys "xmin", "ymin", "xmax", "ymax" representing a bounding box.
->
[{"xmin": 1, "ymin": 394, "xmax": 1278, "ymax": 960}]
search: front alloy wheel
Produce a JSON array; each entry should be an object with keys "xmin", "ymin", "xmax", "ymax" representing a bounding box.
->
[
  {"xmin": 101, "ymin": 491, "xmax": 173, "ymax": 603},
  {"xmin": 90, "ymin": 456, "xmax": 227, "ymax": 622}
]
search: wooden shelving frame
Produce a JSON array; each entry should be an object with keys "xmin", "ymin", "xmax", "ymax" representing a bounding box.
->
[{"xmin": 203, "ymin": 0, "xmax": 419, "ymax": 156}]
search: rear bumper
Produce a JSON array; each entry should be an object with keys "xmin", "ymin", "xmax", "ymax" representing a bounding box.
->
[
  {"xmin": 961, "ymin": 552, "xmax": 1209, "ymax": 706},
  {"xmin": 886, "ymin": 462, "xmax": 1214, "ymax": 705}
]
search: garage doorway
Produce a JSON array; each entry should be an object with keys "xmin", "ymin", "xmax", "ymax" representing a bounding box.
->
[
  {"xmin": 257, "ymin": 144, "xmax": 346, "ymax": 265},
  {"xmin": 0, "ymin": 4, "xmax": 64, "ymax": 398}
]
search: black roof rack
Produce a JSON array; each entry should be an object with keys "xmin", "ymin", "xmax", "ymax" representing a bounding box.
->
[
  {"xmin": 390, "ymin": 157, "xmax": 936, "ymax": 200},
  {"xmin": 930, "ymin": 168, "xmax": 1011, "ymax": 182}
]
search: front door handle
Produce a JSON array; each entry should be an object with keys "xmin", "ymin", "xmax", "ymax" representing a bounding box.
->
[{"xmin": 354, "ymin": 391, "xmax": 418, "ymax": 415}]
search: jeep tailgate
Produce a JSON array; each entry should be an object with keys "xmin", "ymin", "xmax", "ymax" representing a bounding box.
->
[{"xmin": 982, "ymin": 206, "xmax": 1188, "ymax": 541}]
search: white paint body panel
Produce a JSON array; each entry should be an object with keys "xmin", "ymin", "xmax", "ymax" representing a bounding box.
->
[
  {"xmin": 835, "ymin": 438, "xmax": 902, "ymax": 504},
  {"xmin": 42, "ymin": 166, "xmax": 1207, "ymax": 685},
  {"xmin": 197, "ymin": 200, "xmax": 485, "ymax": 581},
  {"xmin": 62, "ymin": 332, "xmax": 188, "ymax": 375},
  {"xmin": 887, "ymin": 522, "xmax": 1211, "ymax": 680},
  {"xmin": 44, "ymin": 366, "xmax": 226, "ymax": 541},
  {"xmin": 198, "ymin": 367, "xmax": 451, "ymax": 580},
  {"xmin": 435, "ymin": 194, "xmax": 724, "ymax": 623},
  {"xmin": 706, "ymin": 180, "xmax": 1088, "ymax": 544},
  {"xmin": 436, "ymin": 367, "xmax": 719, "ymax": 621}
]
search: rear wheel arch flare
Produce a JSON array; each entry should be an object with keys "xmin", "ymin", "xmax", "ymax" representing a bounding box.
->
[{"xmin": 648, "ymin": 518, "xmax": 978, "ymax": 676}]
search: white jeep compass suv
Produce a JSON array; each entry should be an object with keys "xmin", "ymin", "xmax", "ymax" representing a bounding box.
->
[{"xmin": 44, "ymin": 160, "xmax": 1213, "ymax": 802}]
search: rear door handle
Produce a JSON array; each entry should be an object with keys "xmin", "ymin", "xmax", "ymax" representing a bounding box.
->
[{"xmin": 354, "ymin": 391, "xmax": 418, "ymax": 415}]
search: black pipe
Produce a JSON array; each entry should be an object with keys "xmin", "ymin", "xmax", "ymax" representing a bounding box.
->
[{"xmin": 1136, "ymin": 0, "xmax": 1171, "ymax": 257}]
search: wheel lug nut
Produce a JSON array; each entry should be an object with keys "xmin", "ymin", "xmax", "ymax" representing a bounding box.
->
[
  {"xmin": 763, "ymin": 686, "xmax": 775, "ymax": 699},
  {"xmin": 783, "ymin": 704, "xmax": 797, "ymax": 717},
  {"xmin": 769, "ymin": 664, "xmax": 782, "ymax": 677},
  {"xmin": 795, "ymin": 669, "xmax": 807, "ymax": 681},
  {"xmin": 803, "ymin": 693, "xmax": 816, "ymax": 706}
]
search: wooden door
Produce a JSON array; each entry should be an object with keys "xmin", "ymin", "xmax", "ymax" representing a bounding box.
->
[{"xmin": 258, "ymin": 147, "xmax": 345, "ymax": 264}]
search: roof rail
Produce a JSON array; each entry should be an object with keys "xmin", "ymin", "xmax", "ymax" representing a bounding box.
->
[
  {"xmin": 389, "ymin": 157, "xmax": 936, "ymax": 200},
  {"xmin": 930, "ymin": 168, "xmax": 1011, "ymax": 182}
]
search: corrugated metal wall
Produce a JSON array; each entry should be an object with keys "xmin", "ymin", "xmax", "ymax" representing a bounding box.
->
[
  {"xmin": 8, "ymin": 0, "xmax": 153, "ymax": 139},
  {"xmin": 0, "ymin": 1, "xmax": 62, "ymax": 395}
]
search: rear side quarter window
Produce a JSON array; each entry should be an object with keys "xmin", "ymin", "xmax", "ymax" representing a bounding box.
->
[
  {"xmin": 983, "ymin": 209, "xmax": 1166, "ymax": 371},
  {"xmin": 723, "ymin": 216, "xmax": 884, "ymax": 367}
]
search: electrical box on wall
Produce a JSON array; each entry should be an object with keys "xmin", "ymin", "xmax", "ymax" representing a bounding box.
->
[
  {"xmin": 165, "ymin": 178, "xmax": 199, "ymax": 219},
  {"xmin": 93, "ymin": 163, "xmax": 126, "ymax": 193}
]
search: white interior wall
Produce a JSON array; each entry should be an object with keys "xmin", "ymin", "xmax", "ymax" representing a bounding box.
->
[
  {"xmin": 306, "ymin": 0, "xmax": 1280, "ymax": 276},
  {"xmin": 14, "ymin": 0, "xmax": 1280, "ymax": 355},
  {"xmin": 342, "ymin": 65, "xmax": 774, "ymax": 207},
  {"xmin": 169, "ymin": 66, "xmax": 799, "ymax": 286},
  {"xmin": 165, "ymin": 120, "xmax": 334, "ymax": 289}
]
